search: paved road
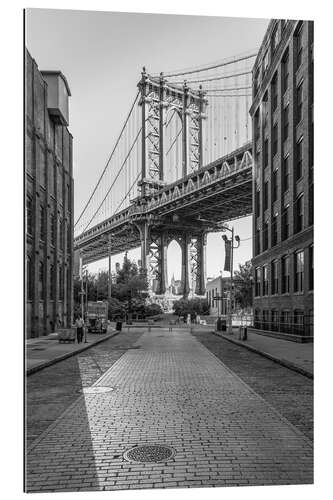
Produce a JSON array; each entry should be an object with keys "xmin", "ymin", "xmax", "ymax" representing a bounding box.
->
[
  {"xmin": 192, "ymin": 330, "xmax": 313, "ymax": 441},
  {"xmin": 26, "ymin": 328, "xmax": 313, "ymax": 492},
  {"xmin": 26, "ymin": 329, "xmax": 145, "ymax": 447}
]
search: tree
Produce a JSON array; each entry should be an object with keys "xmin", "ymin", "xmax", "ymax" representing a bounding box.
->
[
  {"xmin": 233, "ymin": 261, "xmax": 253, "ymax": 309},
  {"xmin": 173, "ymin": 297, "xmax": 210, "ymax": 318}
]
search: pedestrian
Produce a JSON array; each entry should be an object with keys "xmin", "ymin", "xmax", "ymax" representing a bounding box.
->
[
  {"xmin": 75, "ymin": 315, "xmax": 84, "ymax": 343},
  {"xmin": 168, "ymin": 320, "xmax": 173, "ymax": 332}
]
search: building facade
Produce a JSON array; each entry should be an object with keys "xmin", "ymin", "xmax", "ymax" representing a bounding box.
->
[
  {"xmin": 206, "ymin": 276, "xmax": 231, "ymax": 316},
  {"xmin": 25, "ymin": 50, "xmax": 74, "ymax": 338},
  {"xmin": 250, "ymin": 20, "xmax": 314, "ymax": 338}
]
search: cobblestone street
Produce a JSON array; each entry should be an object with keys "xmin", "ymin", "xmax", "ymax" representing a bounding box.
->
[{"xmin": 26, "ymin": 328, "xmax": 313, "ymax": 492}]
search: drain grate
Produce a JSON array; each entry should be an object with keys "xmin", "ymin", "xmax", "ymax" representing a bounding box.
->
[
  {"xmin": 81, "ymin": 386, "xmax": 115, "ymax": 394},
  {"xmin": 123, "ymin": 444, "xmax": 175, "ymax": 463}
]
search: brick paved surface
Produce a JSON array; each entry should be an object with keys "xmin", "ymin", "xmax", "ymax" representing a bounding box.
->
[
  {"xmin": 26, "ymin": 329, "xmax": 145, "ymax": 447},
  {"xmin": 26, "ymin": 328, "xmax": 313, "ymax": 492},
  {"xmin": 192, "ymin": 330, "xmax": 313, "ymax": 441}
]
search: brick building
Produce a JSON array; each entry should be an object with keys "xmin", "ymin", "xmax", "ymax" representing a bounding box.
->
[
  {"xmin": 206, "ymin": 276, "xmax": 231, "ymax": 316},
  {"xmin": 25, "ymin": 50, "xmax": 74, "ymax": 338},
  {"xmin": 250, "ymin": 20, "xmax": 314, "ymax": 339}
]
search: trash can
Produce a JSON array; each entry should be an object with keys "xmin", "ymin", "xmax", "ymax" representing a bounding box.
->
[
  {"xmin": 116, "ymin": 321, "xmax": 122, "ymax": 332},
  {"xmin": 238, "ymin": 326, "xmax": 243, "ymax": 340},
  {"xmin": 216, "ymin": 317, "xmax": 222, "ymax": 331}
]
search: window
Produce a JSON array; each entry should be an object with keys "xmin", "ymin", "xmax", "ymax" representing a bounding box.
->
[
  {"xmin": 255, "ymin": 267, "xmax": 261, "ymax": 296},
  {"xmin": 294, "ymin": 310, "xmax": 304, "ymax": 335},
  {"xmin": 271, "ymin": 310, "xmax": 279, "ymax": 331},
  {"xmin": 271, "ymin": 74, "xmax": 278, "ymax": 111},
  {"xmin": 27, "ymin": 256, "xmax": 32, "ymax": 301},
  {"xmin": 296, "ymin": 138, "xmax": 303, "ymax": 180},
  {"xmin": 67, "ymin": 184, "xmax": 71, "ymax": 211},
  {"xmin": 254, "ymin": 68, "xmax": 260, "ymax": 95},
  {"xmin": 263, "ymin": 220, "xmax": 269, "ymax": 251},
  {"xmin": 282, "ymin": 49, "xmax": 289, "ymax": 93},
  {"xmin": 254, "ymin": 109, "xmax": 260, "ymax": 140},
  {"xmin": 263, "ymin": 181, "xmax": 269, "ymax": 211},
  {"xmin": 272, "ymin": 169, "xmax": 278, "ymax": 202},
  {"xmin": 281, "ymin": 255, "xmax": 290, "ymax": 293},
  {"xmin": 272, "ymin": 26, "xmax": 279, "ymax": 53},
  {"xmin": 67, "ymin": 223, "xmax": 71, "ymax": 253},
  {"xmin": 282, "ymin": 105, "xmax": 289, "ymax": 141},
  {"xmin": 38, "ymin": 261, "xmax": 44, "ymax": 300},
  {"xmin": 263, "ymin": 50, "xmax": 269, "ymax": 75},
  {"xmin": 51, "ymin": 213, "xmax": 56, "ymax": 246},
  {"xmin": 295, "ymin": 194, "xmax": 304, "ymax": 233},
  {"xmin": 262, "ymin": 310, "xmax": 269, "ymax": 329},
  {"xmin": 263, "ymin": 265, "xmax": 269, "ymax": 295},
  {"xmin": 309, "ymin": 244, "xmax": 314, "ymax": 291},
  {"xmin": 272, "ymin": 124, "xmax": 278, "ymax": 157},
  {"xmin": 263, "ymin": 138, "xmax": 269, "ymax": 167},
  {"xmin": 59, "ymin": 266, "xmax": 64, "ymax": 301},
  {"xmin": 50, "ymin": 264, "xmax": 55, "ymax": 300},
  {"xmin": 26, "ymin": 196, "xmax": 33, "ymax": 236},
  {"xmin": 295, "ymin": 23, "xmax": 303, "ymax": 69},
  {"xmin": 262, "ymin": 93, "xmax": 269, "ymax": 128},
  {"xmin": 295, "ymin": 250, "xmax": 304, "ymax": 292},
  {"xmin": 255, "ymin": 188, "xmax": 261, "ymax": 216},
  {"xmin": 296, "ymin": 82, "xmax": 303, "ymax": 124},
  {"xmin": 280, "ymin": 310, "xmax": 291, "ymax": 333},
  {"xmin": 59, "ymin": 218, "xmax": 64, "ymax": 250},
  {"xmin": 309, "ymin": 182, "xmax": 314, "ymax": 225},
  {"xmin": 254, "ymin": 309, "xmax": 261, "ymax": 329},
  {"xmin": 271, "ymin": 213, "xmax": 278, "ymax": 247},
  {"xmin": 39, "ymin": 205, "xmax": 46, "ymax": 241},
  {"xmin": 255, "ymin": 228, "xmax": 260, "ymax": 256},
  {"xmin": 271, "ymin": 260, "xmax": 278, "ymax": 294},
  {"xmin": 282, "ymin": 205, "xmax": 290, "ymax": 241},
  {"xmin": 282, "ymin": 155, "xmax": 290, "ymax": 192}
]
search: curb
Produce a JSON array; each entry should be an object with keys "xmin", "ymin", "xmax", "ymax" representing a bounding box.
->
[
  {"xmin": 26, "ymin": 330, "xmax": 120, "ymax": 376},
  {"xmin": 212, "ymin": 331, "xmax": 313, "ymax": 379}
]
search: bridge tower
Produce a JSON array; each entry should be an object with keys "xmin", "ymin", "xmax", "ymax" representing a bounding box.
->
[{"xmin": 135, "ymin": 68, "xmax": 208, "ymax": 298}]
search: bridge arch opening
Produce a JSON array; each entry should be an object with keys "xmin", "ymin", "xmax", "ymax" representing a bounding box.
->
[
  {"xmin": 167, "ymin": 239, "xmax": 182, "ymax": 296},
  {"xmin": 164, "ymin": 108, "xmax": 182, "ymax": 184}
]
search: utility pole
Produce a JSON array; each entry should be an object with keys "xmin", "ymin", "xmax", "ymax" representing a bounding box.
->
[
  {"xmin": 222, "ymin": 227, "xmax": 240, "ymax": 334},
  {"xmin": 108, "ymin": 233, "xmax": 112, "ymax": 302}
]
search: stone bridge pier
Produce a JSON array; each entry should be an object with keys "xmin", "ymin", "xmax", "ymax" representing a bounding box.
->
[{"xmin": 134, "ymin": 219, "xmax": 207, "ymax": 298}]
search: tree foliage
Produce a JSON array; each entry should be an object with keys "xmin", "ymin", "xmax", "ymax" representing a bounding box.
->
[
  {"xmin": 74, "ymin": 254, "xmax": 159, "ymax": 320},
  {"xmin": 173, "ymin": 297, "xmax": 210, "ymax": 319},
  {"xmin": 233, "ymin": 261, "xmax": 253, "ymax": 309}
]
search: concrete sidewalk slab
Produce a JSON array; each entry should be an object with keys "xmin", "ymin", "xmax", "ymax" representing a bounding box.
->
[
  {"xmin": 26, "ymin": 329, "xmax": 119, "ymax": 375},
  {"xmin": 214, "ymin": 329, "xmax": 313, "ymax": 378}
]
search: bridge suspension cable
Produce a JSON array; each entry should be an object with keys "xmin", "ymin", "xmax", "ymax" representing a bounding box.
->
[
  {"xmin": 74, "ymin": 91, "xmax": 140, "ymax": 229},
  {"xmin": 151, "ymin": 50, "xmax": 257, "ymax": 78},
  {"xmin": 81, "ymin": 127, "xmax": 142, "ymax": 234}
]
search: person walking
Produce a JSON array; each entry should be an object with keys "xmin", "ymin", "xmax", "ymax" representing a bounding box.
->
[
  {"xmin": 168, "ymin": 320, "xmax": 173, "ymax": 332},
  {"xmin": 75, "ymin": 316, "xmax": 84, "ymax": 343}
]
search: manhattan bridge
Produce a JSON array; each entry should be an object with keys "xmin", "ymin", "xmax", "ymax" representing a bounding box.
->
[{"xmin": 74, "ymin": 51, "xmax": 256, "ymax": 298}]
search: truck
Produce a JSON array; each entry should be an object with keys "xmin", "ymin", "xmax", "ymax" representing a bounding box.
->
[{"xmin": 86, "ymin": 301, "xmax": 108, "ymax": 333}]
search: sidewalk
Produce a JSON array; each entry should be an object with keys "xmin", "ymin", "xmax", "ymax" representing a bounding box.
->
[
  {"xmin": 214, "ymin": 328, "xmax": 313, "ymax": 378},
  {"xmin": 26, "ymin": 328, "xmax": 118, "ymax": 375}
]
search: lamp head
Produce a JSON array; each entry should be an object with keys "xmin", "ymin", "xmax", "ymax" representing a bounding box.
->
[{"xmin": 235, "ymin": 235, "xmax": 240, "ymax": 243}]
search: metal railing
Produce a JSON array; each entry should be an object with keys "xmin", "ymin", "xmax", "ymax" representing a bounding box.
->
[{"xmin": 253, "ymin": 315, "xmax": 313, "ymax": 337}]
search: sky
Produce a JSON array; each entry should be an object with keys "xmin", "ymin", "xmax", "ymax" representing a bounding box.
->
[{"xmin": 26, "ymin": 9, "xmax": 269, "ymax": 281}]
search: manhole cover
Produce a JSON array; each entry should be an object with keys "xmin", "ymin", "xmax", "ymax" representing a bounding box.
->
[
  {"xmin": 123, "ymin": 445, "xmax": 175, "ymax": 463},
  {"xmin": 81, "ymin": 386, "xmax": 115, "ymax": 394}
]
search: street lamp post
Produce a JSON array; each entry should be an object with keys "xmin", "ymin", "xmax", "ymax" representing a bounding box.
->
[{"xmin": 222, "ymin": 228, "xmax": 240, "ymax": 334}]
